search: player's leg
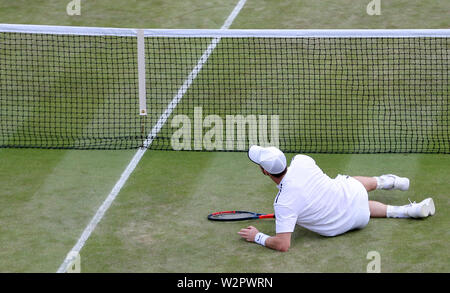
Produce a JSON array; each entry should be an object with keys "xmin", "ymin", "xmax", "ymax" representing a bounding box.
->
[
  {"xmin": 369, "ymin": 200, "xmax": 387, "ymax": 217},
  {"xmin": 357, "ymin": 175, "xmax": 434, "ymax": 219},
  {"xmin": 353, "ymin": 174, "xmax": 409, "ymax": 192},
  {"xmin": 352, "ymin": 176, "xmax": 377, "ymax": 192},
  {"xmin": 374, "ymin": 174, "xmax": 409, "ymax": 191},
  {"xmin": 369, "ymin": 199, "xmax": 435, "ymax": 218}
]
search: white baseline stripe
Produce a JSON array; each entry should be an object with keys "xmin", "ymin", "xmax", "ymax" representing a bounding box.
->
[{"xmin": 56, "ymin": 0, "xmax": 247, "ymax": 273}]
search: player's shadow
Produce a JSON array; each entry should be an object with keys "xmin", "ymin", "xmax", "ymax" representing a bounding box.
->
[{"xmin": 291, "ymin": 225, "xmax": 367, "ymax": 249}]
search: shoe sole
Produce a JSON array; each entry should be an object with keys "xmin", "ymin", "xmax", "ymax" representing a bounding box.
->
[{"xmin": 420, "ymin": 198, "xmax": 435, "ymax": 217}]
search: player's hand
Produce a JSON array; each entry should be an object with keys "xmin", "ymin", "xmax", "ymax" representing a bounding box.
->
[{"xmin": 238, "ymin": 226, "xmax": 259, "ymax": 242}]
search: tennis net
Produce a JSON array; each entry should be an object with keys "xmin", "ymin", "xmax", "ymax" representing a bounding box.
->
[{"xmin": 0, "ymin": 24, "xmax": 448, "ymax": 153}]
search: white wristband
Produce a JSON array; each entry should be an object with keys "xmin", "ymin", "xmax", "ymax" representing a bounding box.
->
[{"xmin": 254, "ymin": 232, "xmax": 270, "ymax": 246}]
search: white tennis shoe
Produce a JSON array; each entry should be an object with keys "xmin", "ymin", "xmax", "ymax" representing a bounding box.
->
[
  {"xmin": 378, "ymin": 174, "xmax": 410, "ymax": 191},
  {"xmin": 406, "ymin": 198, "xmax": 435, "ymax": 218}
]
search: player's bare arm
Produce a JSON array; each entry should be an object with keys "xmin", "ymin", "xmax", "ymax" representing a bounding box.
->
[{"xmin": 238, "ymin": 226, "xmax": 292, "ymax": 252}]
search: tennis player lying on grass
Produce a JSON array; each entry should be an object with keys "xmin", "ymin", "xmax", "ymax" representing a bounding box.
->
[{"xmin": 238, "ymin": 145, "xmax": 436, "ymax": 252}]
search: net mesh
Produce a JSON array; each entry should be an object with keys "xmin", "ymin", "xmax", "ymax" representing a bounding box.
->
[
  {"xmin": 0, "ymin": 32, "xmax": 140, "ymax": 149},
  {"xmin": 0, "ymin": 27, "xmax": 448, "ymax": 153}
]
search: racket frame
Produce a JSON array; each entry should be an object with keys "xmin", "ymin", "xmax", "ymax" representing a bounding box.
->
[{"xmin": 207, "ymin": 210, "xmax": 275, "ymax": 221}]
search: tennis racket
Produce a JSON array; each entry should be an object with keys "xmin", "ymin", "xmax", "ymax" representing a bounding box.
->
[{"xmin": 207, "ymin": 210, "xmax": 275, "ymax": 221}]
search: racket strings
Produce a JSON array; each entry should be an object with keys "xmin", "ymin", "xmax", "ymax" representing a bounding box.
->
[{"xmin": 210, "ymin": 212, "xmax": 255, "ymax": 220}]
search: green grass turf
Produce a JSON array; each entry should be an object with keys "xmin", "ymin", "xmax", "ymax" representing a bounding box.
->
[
  {"xmin": 0, "ymin": 0, "xmax": 448, "ymax": 28},
  {"xmin": 79, "ymin": 151, "xmax": 450, "ymax": 272},
  {"xmin": 234, "ymin": 0, "xmax": 450, "ymax": 29},
  {"xmin": 0, "ymin": 148, "xmax": 136, "ymax": 272},
  {"xmin": 0, "ymin": 149, "xmax": 448, "ymax": 272},
  {"xmin": 0, "ymin": 0, "xmax": 448, "ymax": 272},
  {"xmin": 0, "ymin": 0, "xmax": 238, "ymax": 29}
]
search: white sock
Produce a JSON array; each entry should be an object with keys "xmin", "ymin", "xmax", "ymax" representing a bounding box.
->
[
  {"xmin": 375, "ymin": 175, "xmax": 395, "ymax": 190},
  {"xmin": 386, "ymin": 205, "xmax": 410, "ymax": 218}
]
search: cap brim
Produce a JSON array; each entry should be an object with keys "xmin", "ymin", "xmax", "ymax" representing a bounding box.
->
[{"xmin": 248, "ymin": 145, "xmax": 263, "ymax": 164}]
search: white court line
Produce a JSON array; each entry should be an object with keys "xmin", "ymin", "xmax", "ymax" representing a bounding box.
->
[{"xmin": 56, "ymin": 0, "xmax": 247, "ymax": 273}]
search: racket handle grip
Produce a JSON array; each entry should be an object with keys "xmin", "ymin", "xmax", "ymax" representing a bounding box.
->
[{"xmin": 259, "ymin": 214, "xmax": 275, "ymax": 219}]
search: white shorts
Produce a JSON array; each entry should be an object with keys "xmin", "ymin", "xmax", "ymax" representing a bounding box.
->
[{"xmin": 335, "ymin": 174, "xmax": 371, "ymax": 233}]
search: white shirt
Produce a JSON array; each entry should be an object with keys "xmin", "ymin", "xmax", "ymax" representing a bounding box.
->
[{"xmin": 274, "ymin": 154, "xmax": 363, "ymax": 236}]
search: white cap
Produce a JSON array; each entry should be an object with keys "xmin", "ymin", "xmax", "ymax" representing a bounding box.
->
[{"xmin": 248, "ymin": 145, "xmax": 287, "ymax": 174}]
